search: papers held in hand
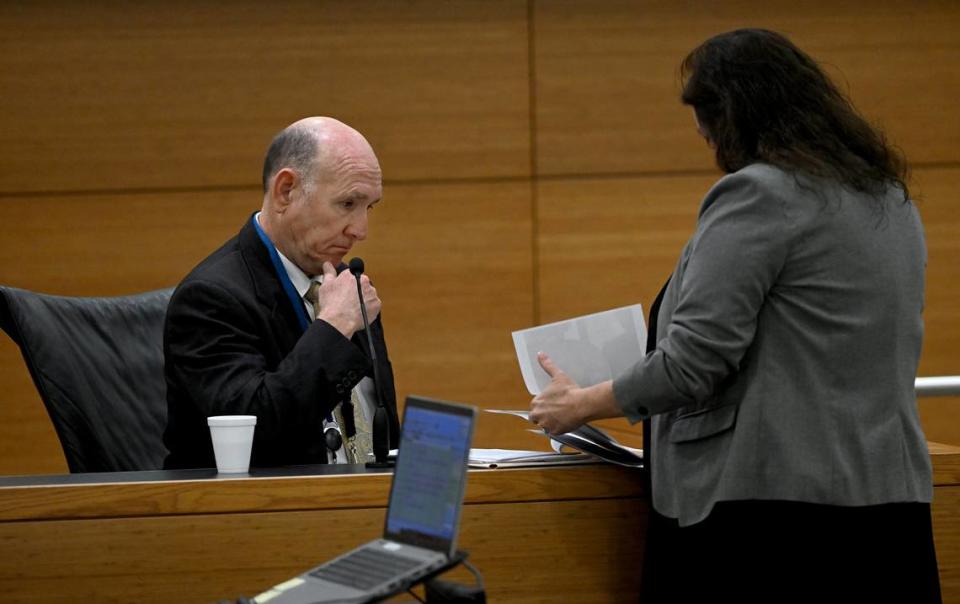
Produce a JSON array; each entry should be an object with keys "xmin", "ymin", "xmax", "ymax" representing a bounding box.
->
[
  {"xmin": 500, "ymin": 304, "xmax": 647, "ymax": 468},
  {"xmin": 511, "ymin": 303, "xmax": 647, "ymax": 396},
  {"xmin": 484, "ymin": 410, "xmax": 643, "ymax": 469}
]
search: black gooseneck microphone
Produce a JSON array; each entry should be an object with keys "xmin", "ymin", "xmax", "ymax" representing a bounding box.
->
[{"xmin": 349, "ymin": 257, "xmax": 393, "ymax": 468}]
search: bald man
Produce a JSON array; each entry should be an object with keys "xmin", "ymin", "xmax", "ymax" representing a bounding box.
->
[{"xmin": 163, "ymin": 117, "xmax": 400, "ymax": 469}]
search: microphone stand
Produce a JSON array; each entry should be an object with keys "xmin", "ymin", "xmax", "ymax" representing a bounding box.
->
[{"xmin": 349, "ymin": 258, "xmax": 394, "ymax": 469}]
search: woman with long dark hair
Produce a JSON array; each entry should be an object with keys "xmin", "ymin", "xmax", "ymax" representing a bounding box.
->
[{"xmin": 530, "ymin": 29, "xmax": 940, "ymax": 601}]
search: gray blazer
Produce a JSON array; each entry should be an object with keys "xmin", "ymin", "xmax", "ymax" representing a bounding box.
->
[{"xmin": 613, "ymin": 163, "xmax": 932, "ymax": 527}]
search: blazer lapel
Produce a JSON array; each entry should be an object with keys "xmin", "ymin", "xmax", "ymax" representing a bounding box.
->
[{"xmin": 237, "ymin": 215, "xmax": 303, "ymax": 354}]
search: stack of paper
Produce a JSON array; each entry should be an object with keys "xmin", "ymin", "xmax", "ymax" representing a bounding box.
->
[
  {"xmin": 468, "ymin": 448, "xmax": 593, "ymax": 469},
  {"xmin": 486, "ymin": 410, "xmax": 643, "ymax": 469}
]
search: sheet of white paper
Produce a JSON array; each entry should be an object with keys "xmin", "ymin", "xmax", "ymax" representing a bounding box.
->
[
  {"xmin": 487, "ymin": 409, "xmax": 530, "ymax": 420},
  {"xmin": 468, "ymin": 458, "xmax": 597, "ymax": 469},
  {"xmin": 483, "ymin": 409, "xmax": 643, "ymax": 467},
  {"xmin": 468, "ymin": 448, "xmax": 594, "ymax": 468},
  {"xmin": 469, "ymin": 448, "xmax": 577, "ymax": 463},
  {"xmin": 511, "ymin": 304, "xmax": 647, "ymax": 395}
]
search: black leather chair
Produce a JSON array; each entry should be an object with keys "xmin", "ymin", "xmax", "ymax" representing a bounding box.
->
[{"xmin": 0, "ymin": 286, "xmax": 174, "ymax": 473}]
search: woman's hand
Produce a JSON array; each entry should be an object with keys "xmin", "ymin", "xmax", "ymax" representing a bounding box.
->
[
  {"xmin": 529, "ymin": 352, "xmax": 587, "ymax": 434},
  {"xmin": 529, "ymin": 352, "xmax": 623, "ymax": 434}
]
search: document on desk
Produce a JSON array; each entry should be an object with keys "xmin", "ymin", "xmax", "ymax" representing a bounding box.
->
[
  {"xmin": 512, "ymin": 304, "xmax": 647, "ymax": 395},
  {"xmin": 486, "ymin": 410, "xmax": 644, "ymax": 468},
  {"xmin": 468, "ymin": 448, "xmax": 594, "ymax": 468}
]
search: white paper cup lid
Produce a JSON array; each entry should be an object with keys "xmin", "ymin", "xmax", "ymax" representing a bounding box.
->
[{"xmin": 207, "ymin": 415, "xmax": 257, "ymax": 427}]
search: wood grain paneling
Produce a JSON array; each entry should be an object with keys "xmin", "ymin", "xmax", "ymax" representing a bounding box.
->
[
  {"xmin": 0, "ymin": 0, "xmax": 529, "ymax": 193},
  {"xmin": 914, "ymin": 167, "xmax": 960, "ymax": 380},
  {"xmin": 0, "ymin": 499, "xmax": 645, "ymax": 603},
  {"xmin": 0, "ymin": 464, "xmax": 644, "ymax": 522},
  {"xmin": 930, "ymin": 442, "xmax": 960, "ymax": 485},
  {"xmin": 913, "ymin": 166, "xmax": 960, "ymax": 446},
  {"xmin": 534, "ymin": 0, "xmax": 960, "ymax": 176},
  {"xmin": 0, "ymin": 190, "xmax": 256, "ymax": 296},
  {"xmin": 921, "ymin": 398, "xmax": 960, "ymax": 451},
  {"xmin": 0, "ymin": 466, "xmax": 647, "ymax": 603},
  {"xmin": 0, "ymin": 181, "xmax": 535, "ymax": 474},
  {"xmin": 0, "ymin": 338, "xmax": 65, "ymax": 474},
  {"xmin": 933, "ymin": 485, "xmax": 960, "ymax": 600},
  {"xmin": 4, "ymin": 453, "xmax": 958, "ymax": 603},
  {"xmin": 537, "ymin": 173, "xmax": 716, "ymax": 323}
]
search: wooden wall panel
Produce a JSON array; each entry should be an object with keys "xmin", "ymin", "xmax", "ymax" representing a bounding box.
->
[
  {"xmin": 933, "ymin": 486, "xmax": 960, "ymax": 600},
  {"xmin": 914, "ymin": 167, "xmax": 960, "ymax": 446},
  {"xmin": 537, "ymin": 173, "xmax": 715, "ymax": 323},
  {"xmin": 914, "ymin": 167, "xmax": 960, "ymax": 379},
  {"xmin": 0, "ymin": 465, "xmax": 644, "ymax": 522},
  {"xmin": 534, "ymin": 0, "xmax": 960, "ymax": 176},
  {"xmin": 0, "ymin": 191, "xmax": 256, "ymax": 296},
  {"xmin": 0, "ymin": 0, "xmax": 529, "ymax": 193},
  {"xmin": 922, "ymin": 399, "xmax": 960, "ymax": 451},
  {"xmin": 0, "ymin": 338, "xmax": 65, "ymax": 475},
  {"xmin": 0, "ymin": 181, "xmax": 536, "ymax": 474}
]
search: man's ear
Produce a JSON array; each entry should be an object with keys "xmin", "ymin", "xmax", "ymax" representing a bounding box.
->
[{"xmin": 270, "ymin": 168, "xmax": 298, "ymax": 210}]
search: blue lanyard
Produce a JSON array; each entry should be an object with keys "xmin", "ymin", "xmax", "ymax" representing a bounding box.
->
[
  {"xmin": 252, "ymin": 215, "xmax": 336, "ymax": 424},
  {"xmin": 251, "ymin": 215, "xmax": 311, "ymax": 333}
]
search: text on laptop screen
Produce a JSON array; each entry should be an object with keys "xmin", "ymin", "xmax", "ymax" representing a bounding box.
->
[{"xmin": 385, "ymin": 405, "xmax": 472, "ymax": 549}]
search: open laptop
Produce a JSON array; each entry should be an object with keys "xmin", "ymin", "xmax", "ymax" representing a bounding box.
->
[{"xmin": 253, "ymin": 396, "xmax": 477, "ymax": 604}]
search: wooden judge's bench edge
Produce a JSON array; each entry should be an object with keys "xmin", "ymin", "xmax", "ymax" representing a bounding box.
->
[
  {"xmin": 0, "ymin": 449, "xmax": 957, "ymax": 603},
  {"xmin": 0, "ymin": 462, "xmax": 645, "ymax": 522},
  {"xmin": 1, "ymin": 441, "xmax": 957, "ymax": 523}
]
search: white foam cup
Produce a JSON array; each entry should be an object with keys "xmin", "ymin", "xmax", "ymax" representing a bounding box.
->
[{"xmin": 207, "ymin": 415, "xmax": 257, "ymax": 473}]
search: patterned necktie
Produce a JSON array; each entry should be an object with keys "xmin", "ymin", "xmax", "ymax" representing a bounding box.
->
[{"xmin": 304, "ymin": 280, "xmax": 373, "ymax": 464}]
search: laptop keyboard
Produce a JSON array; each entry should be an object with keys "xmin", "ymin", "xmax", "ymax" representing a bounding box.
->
[{"xmin": 309, "ymin": 547, "xmax": 426, "ymax": 591}]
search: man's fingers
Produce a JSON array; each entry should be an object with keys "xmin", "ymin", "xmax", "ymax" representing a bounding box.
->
[{"xmin": 322, "ymin": 261, "xmax": 337, "ymax": 282}]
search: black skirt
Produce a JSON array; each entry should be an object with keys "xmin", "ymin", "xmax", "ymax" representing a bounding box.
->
[{"xmin": 640, "ymin": 499, "xmax": 942, "ymax": 603}]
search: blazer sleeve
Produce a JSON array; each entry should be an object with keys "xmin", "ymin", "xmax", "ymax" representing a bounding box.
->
[
  {"xmin": 164, "ymin": 277, "xmax": 372, "ymax": 446},
  {"xmin": 612, "ymin": 167, "xmax": 793, "ymax": 421}
]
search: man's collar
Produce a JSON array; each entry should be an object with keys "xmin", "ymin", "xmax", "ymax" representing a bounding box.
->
[
  {"xmin": 277, "ymin": 250, "xmax": 313, "ymax": 297},
  {"xmin": 255, "ymin": 212, "xmax": 316, "ymax": 298}
]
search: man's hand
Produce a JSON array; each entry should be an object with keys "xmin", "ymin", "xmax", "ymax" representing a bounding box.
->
[
  {"xmin": 529, "ymin": 352, "xmax": 622, "ymax": 434},
  {"xmin": 315, "ymin": 262, "xmax": 381, "ymax": 338}
]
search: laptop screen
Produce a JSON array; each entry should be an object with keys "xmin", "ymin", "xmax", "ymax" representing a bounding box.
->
[{"xmin": 383, "ymin": 397, "xmax": 476, "ymax": 556}]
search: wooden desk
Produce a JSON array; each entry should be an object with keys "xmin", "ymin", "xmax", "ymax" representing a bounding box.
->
[
  {"xmin": 0, "ymin": 463, "xmax": 646, "ymax": 603},
  {"xmin": 1, "ymin": 445, "xmax": 959, "ymax": 603}
]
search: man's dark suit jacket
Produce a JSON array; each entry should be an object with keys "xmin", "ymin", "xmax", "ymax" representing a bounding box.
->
[{"xmin": 162, "ymin": 214, "xmax": 399, "ymax": 469}]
